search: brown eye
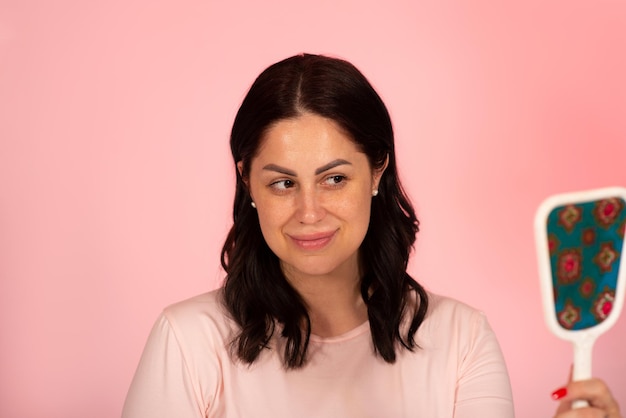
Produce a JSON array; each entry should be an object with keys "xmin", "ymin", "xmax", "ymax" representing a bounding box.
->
[
  {"xmin": 324, "ymin": 175, "xmax": 346, "ymax": 186},
  {"xmin": 271, "ymin": 179, "xmax": 295, "ymax": 190}
]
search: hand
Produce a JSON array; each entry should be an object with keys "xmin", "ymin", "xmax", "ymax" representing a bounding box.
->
[{"xmin": 552, "ymin": 378, "xmax": 621, "ymax": 418}]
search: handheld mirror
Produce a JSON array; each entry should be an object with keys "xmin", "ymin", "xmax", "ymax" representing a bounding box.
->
[{"xmin": 535, "ymin": 187, "xmax": 626, "ymax": 406}]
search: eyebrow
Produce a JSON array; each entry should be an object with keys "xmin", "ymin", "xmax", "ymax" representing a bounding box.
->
[{"xmin": 262, "ymin": 159, "xmax": 352, "ymax": 176}]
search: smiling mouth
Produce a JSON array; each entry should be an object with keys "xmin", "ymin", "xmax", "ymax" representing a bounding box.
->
[{"xmin": 288, "ymin": 231, "xmax": 337, "ymax": 251}]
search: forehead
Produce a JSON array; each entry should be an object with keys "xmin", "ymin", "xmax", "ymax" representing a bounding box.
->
[{"xmin": 254, "ymin": 114, "xmax": 365, "ymax": 164}]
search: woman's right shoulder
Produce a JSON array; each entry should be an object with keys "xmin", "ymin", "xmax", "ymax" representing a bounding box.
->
[
  {"xmin": 159, "ymin": 288, "xmax": 236, "ymax": 347},
  {"xmin": 164, "ymin": 288, "xmax": 226, "ymax": 316}
]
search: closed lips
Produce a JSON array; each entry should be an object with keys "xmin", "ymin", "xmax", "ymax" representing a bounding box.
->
[{"xmin": 288, "ymin": 231, "xmax": 337, "ymax": 250}]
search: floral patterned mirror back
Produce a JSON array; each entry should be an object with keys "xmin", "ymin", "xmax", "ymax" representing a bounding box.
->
[{"xmin": 546, "ymin": 197, "xmax": 626, "ymax": 331}]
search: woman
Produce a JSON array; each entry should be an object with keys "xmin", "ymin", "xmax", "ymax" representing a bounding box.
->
[{"xmin": 122, "ymin": 54, "xmax": 620, "ymax": 417}]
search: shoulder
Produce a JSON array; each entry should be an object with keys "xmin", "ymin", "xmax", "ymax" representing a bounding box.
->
[
  {"xmin": 123, "ymin": 290, "xmax": 233, "ymax": 415},
  {"xmin": 420, "ymin": 294, "xmax": 514, "ymax": 414},
  {"xmin": 425, "ymin": 292, "xmax": 485, "ymax": 322},
  {"xmin": 159, "ymin": 288, "xmax": 236, "ymax": 351},
  {"xmin": 163, "ymin": 288, "xmax": 228, "ymax": 321},
  {"xmin": 416, "ymin": 291, "xmax": 495, "ymax": 348}
]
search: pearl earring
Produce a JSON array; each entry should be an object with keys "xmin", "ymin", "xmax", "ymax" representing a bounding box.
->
[
  {"xmin": 251, "ymin": 201, "xmax": 257, "ymax": 209},
  {"xmin": 372, "ymin": 190, "xmax": 379, "ymax": 197}
]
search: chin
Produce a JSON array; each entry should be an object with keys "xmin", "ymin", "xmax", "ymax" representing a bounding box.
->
[
  {"xmin": 280, "ymin": 257, "xmax": 343, "ymax": 278},
  {"xmin": 290, "ymin": 264, "xmax": 337, "ymax": 278}
]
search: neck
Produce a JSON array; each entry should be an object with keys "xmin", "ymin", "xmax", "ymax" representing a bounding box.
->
[{"xmin": 282, "ymin": 261, "xmax": 368, "ymax": 338}]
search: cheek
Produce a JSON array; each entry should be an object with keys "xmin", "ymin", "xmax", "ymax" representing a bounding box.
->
[
  {"xmin": 354, "ymin": 202, "xmax": 373, "ymax": 234},
  {"xmin": 255, "ymin": 202, "xmax": 291, "ymax": 243},
  {"xmin": 335, "ymin": 191, "xmax": 372, "ymax": 230}
]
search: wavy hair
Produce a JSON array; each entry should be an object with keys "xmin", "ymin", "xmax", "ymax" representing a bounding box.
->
[{"xmin": 220, "ymin": 54, "xmax": 428, "ymax": 369}]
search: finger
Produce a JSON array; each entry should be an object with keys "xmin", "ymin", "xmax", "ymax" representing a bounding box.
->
[
  {"xmin": 552, "ymin": 379, "xmax": 621, "ymax": 417},
  {"xmin": 566, "ymin": 379, "xmax": 618, "ymax": 410},
  {"xmin": 554, "ymin": 399, "xmax": 572, "ymax": 415},
  {"xmin": 554, "ymin": 406, "xmax": 611, "ymax": 418},
  {"xmin": 552, "ymin": 365, "xmax": 574, "ymax": 414}
]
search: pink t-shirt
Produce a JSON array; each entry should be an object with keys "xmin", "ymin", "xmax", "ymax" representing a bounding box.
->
[{"xmin": 122, "ymin": 290, "xmax": 514, "ymax": 417}]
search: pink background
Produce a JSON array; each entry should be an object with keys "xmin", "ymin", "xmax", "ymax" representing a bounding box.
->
[{"xmin": 1, "ymin": 0, "xmax": 625, "ymax": 417}]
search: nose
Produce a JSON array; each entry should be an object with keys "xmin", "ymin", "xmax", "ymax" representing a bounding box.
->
[{"xmin": 295, "ymin": 185, "xmax": 326, "ymax": 224}]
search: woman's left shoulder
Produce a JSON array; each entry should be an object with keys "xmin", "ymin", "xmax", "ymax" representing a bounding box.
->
[
  {"xmin": 424, "ymin": 292, "xmax": 486, "ymax": 321},
  {"xmin": 416, "ymin": 291, "xmax": 495, "ymax": 344}
]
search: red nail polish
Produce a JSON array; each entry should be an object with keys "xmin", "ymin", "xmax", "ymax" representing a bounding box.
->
[{"xmin": 551, "ymin": 387, "xmax": 567, "ymax": 400}]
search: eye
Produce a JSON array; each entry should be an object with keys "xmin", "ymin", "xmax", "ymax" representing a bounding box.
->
[
  {"xmin": 270, "ymin": 179, "xmax": 295, "ymax": 190},
  {"xmin": 323, "ymin": 175, "xmax": 346, "ymax": 186}
]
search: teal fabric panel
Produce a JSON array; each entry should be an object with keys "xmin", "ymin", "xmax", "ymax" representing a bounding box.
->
[{"xmin": 546, "ymin": 197, "xmax": 626, "ymax": 330}]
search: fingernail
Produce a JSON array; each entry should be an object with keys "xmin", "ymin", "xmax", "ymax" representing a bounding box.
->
[{"xmin": 551, "ymin": 387, "xmax": 567, "ymax": 400}]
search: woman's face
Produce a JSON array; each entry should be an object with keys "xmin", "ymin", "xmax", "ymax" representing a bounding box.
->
[{"xmin": 241, "ymin": 113, "xmax": 386, "ymax": 282}]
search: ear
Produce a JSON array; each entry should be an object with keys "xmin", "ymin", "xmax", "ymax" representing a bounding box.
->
[
  {"xmin": 236, "ymin": 161, "xmax": 248, "ymax": 186},
  {"xmin": 237, "ymin": 161, "xmax": 254, "ymax": 201},
  {"xmin": 372, "ymin": 154, "xmax": 389, "ymax": 190}
]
